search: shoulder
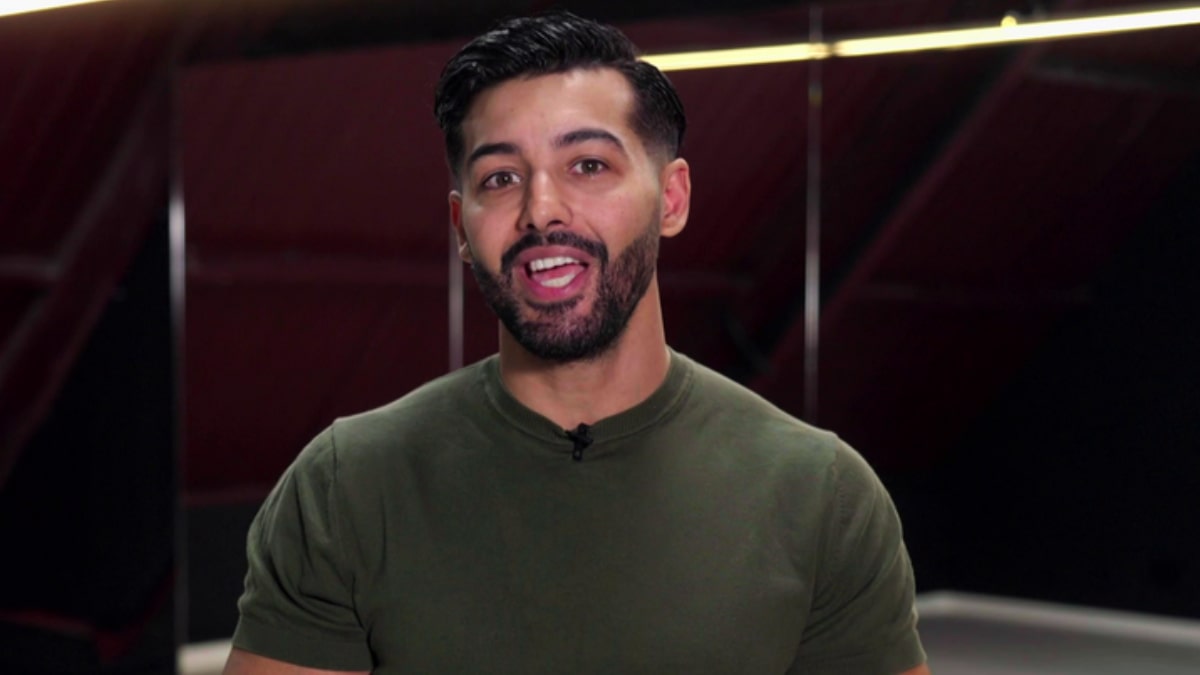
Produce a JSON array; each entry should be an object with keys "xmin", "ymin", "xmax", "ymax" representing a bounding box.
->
[
  {"xmin": 338, "ymin": 358, "xmax": 487, "ymax": 432},
  {"xmin": 672, "ymin": 354, "xmax": 896, "ymax": 521},
  {"xmin": 677, "ymin": 353, "xmax": 843, "ymax": 470},
  {"xmin": 305, "ymin": 357, "xmax": 496, "ymax": 473}
]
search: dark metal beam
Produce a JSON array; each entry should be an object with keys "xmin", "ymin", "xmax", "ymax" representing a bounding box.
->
[
  {"xmin": 186, "ymin": 256, "xmax": 447, "ymax": 287},
  {"xmin": 1031, "ymin": 59, "xmax": 1200, "ymax": 98},
  {"xmin": 0, "ymin": 257, "xmax": 59, "ymax": 287},
  {"xmin": 752, "ymin": 0, "xmax": 1087, "ymax": 394},
  {"xmin": 0, "ymin": 60, "xmax": 172, "ymax": 491},
  {"xmin": 660, "ymin": 270, "xmax": 751, "ymax": 295},
  {"xmin": 855, "ymin": 283, "xmax": 1092, "ymax": 309}
]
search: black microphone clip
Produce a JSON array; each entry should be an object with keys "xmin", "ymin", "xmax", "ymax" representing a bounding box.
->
[{"xmin": 565, "ymin": 423, "xmax": 593, "ymax": 462}]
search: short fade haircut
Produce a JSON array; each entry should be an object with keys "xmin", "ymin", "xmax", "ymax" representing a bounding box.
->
[{"xmin": 434, "ymin": 11, "xmax": 686, "ymax": 180}]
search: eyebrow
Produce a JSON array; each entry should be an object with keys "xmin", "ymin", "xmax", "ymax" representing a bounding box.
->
[
  {"xmin": 555, "ymin": 128, "xmax": 625, "ymax": 152},
  {"xmin": 464, "ymin": 128, "xmax": 626, "ymax": 170},
  {"xmin": 465, "ymin": 141, "xmax": 519, "ymax": 169}
]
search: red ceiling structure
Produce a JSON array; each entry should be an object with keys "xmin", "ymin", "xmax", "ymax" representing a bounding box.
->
[{"xmin": 3, "ymin": 0, "xmax": 1199, "ymax": 501}]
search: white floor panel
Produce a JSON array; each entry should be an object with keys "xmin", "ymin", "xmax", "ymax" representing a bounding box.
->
[{"xmin": 918, "ymin": 592, "xmax": 1200, "ymax": 675}]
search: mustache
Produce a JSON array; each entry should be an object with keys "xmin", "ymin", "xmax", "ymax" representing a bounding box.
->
[{"xmin": 499, "ymin": 231, "xmax": 608, "ymax": 274}]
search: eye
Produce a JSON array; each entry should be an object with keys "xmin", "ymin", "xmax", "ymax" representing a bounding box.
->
[
  {"xmin": 481, "ymin": 171, "xmax": 521, "ymax": 190},
  {"xmin": 571, "ymin": 158, "xmax": 608, "ymax": 176}
]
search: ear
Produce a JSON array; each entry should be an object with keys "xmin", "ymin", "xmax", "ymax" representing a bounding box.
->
[
  {"xmin": 659, "ymin": 157, "xmax": 691, "ymax": 239},
  {"xmin": 448, "ymin": 190, "xmax": 473, "ymax": 264}
]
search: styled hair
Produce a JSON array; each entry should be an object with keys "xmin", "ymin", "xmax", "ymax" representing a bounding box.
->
[{"xmin": 434, "ymin": 11, "xmax": 686, "ymax": 179}]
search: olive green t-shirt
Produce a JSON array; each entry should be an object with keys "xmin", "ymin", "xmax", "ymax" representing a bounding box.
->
[{"xmin": 233, "ymin": 351, "xmax": 925, "ymax": 673}]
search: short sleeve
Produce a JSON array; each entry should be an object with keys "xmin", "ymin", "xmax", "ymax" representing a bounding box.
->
[
  {"xmin": 231, "ymin": 427, "xmax": 373, "ymax": 671},
  {"xmin": 789, "ymin": 441, "xmax": 926, "ymax": 674}
]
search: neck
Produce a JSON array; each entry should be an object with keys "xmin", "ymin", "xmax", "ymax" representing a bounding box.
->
[{"xmin": 498, "ymin": 281, "xmax": 671, "ymax": 430}]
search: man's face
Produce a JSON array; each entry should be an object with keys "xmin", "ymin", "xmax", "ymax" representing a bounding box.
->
[{"xmin": 449, "ymin": 68, "xmax": 689, "ymax": 362}]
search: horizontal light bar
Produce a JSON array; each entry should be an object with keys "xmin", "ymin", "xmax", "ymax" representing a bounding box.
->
[
  {"xmin": 641, "ymin": 43, "xmax": 831, "ymax": 71},
  {"xmin": 0, "ymin": 0, "xmax": 116, "ymax": 18},
  {"xmin": 838, "ymin": 5, "xmax": 1200, "ymax": 57},
  {"xmin": 643, "ymin": 4, "xmax": 1200, "ymax": 71}
]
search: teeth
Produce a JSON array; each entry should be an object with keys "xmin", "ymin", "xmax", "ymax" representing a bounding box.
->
[
  {"xmin": 528, "ymin": 256, "xmax": 580, "ymax": 273},
  {"xmin": 538, "ymin": 270, "xmax": 579, "ymax": 288}
]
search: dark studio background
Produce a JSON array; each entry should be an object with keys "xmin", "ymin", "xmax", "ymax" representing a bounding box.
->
[{"xmin": 1, "ymin": 0, "xmax": 1198, "ymax": 672}]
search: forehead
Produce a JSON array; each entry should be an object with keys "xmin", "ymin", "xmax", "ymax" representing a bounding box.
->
[{"xmin": 461, "ymin": 68, "xmax": 640, "ymax": 153}]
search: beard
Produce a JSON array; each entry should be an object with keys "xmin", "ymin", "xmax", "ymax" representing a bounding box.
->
[{"xmin": 470, "ymin": 222, "xmax": 660, "ymax": 363}]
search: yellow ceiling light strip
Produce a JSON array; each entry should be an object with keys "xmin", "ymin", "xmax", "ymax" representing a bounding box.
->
[
  {"xmin": 643, "ymin": 4, "xmax": 1200, "ymax": 71},
  {"xmin": 641, "ymin": 42, "xmax": 832, "ymax": 70},
  {"xmin": 836, "ymin": 5, "xmax": 1200, "ymax": 56},
  {"xmin": 0, "ymin": 0, "xmax": 117, "ymax": 18}
]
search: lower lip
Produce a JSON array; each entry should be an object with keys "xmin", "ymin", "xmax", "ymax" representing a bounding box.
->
[{"xmin": 521, "ymin": 264, "xmax": 591, "ymax": 303}]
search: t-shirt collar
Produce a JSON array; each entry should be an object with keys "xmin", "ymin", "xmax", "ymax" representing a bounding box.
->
[{"xmin": 480, "ymin": 348, "xmax": 693, "ymax": 446}]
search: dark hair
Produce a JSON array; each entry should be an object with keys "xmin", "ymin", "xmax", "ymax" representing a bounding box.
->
[{"xmin": 434, "ymin": 11, "xmax": 686, "ymax": 178}]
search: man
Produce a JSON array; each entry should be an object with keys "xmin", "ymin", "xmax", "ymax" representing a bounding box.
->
[{"xmin": 225, "ymin": 11, "xmax": 929, "ymax": 675}]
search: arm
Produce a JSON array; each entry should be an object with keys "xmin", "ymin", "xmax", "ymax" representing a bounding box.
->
[
  {"xmin": 231, "ymin": 429, "xmax": 374, "ymax": 672},
  {"xmin": 223, "ymin": 647, "xmax": 369, "ymax": 675},
  {"xmin": 789, "ymin": 441, "xmax": 928, "ymax": 674}
]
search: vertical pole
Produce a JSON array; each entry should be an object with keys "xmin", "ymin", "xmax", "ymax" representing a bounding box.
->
[
  {"xmin": 448, "ymin": 226, "xmax": 464, "ymax": 372},
  {"xmin": 803, "ymin": 6, "xmax": 823, "ymax": 423},
  {"xmin": 168, "ymin": 74, "xmax": 188, "ymax": 667}
]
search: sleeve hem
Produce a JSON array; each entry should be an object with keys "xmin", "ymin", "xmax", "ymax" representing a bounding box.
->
[
  {"xmin": 231, "ymin": 615, "xmax": 373, "ymax": 671},
  {"xmin": 792, "ymin": 633, "xmax": 927, "ymax": 675}
]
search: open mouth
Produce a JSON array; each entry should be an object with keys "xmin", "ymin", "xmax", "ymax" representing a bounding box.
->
[
  {"xmin": 507, "ymin": 239, "xmax": 602, "ymax": 303},
  {"xmin": 526, "ymin": 255, "xmax": 588, "ymax": 288}
]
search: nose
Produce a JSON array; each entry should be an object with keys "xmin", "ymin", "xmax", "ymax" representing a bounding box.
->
[{"xmin": 521, "ymin": 171, "xmax": 570, "ymax": 232}]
